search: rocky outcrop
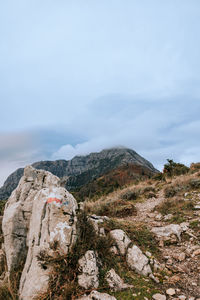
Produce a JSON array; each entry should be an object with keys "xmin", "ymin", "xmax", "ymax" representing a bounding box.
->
[
  {"xmin": 105, "ymin": 268, "xmax": 133, "ymax": 291},
  {"xmin": 109, "ymin": 229, "xmax": 131, "ymax": 255},
  {"xmin": 0, "ymin": 147, "xmax": 158, "ymax": 200},
  {"xmin": 151, "ymin": 223, "xmax": 188, "ymax": 242},
  {"xmin": 126, "ymin": 245, "xmax": 152, "ymax": 276},
  {"xmin": 78, "ymin": 250, "xmax": 99, "ymax": 289},
  {"xmin": 2, "ymin": 166, "xmax": 77, "ymax": 300}
]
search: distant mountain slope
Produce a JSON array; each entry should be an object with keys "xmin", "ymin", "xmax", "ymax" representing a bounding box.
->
[{"xmin": 0, "ymin": 147, "xmax": 158, "ymax": 200}]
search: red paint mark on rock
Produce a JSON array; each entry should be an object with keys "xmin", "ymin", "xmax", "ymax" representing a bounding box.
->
[{"xmin": 47, "ymin": 197, "xmax": 62, "ymax": 204}]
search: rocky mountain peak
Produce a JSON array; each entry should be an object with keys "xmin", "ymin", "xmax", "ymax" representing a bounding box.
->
[{"xmin": 0, "ymin": 147, "xmax": 158, "ymax": 201}]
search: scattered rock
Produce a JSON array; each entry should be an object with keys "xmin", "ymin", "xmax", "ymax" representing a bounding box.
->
[
  {"xmin": 78, "ymin": 250, "xmax": 99, "ymax": 289},
  {"xmin": 173, "ymin": 252, "xmax": 186, "ymax": 261},
  {"xmin": 105, "ymin": 268, "xmax": 133, "ymax": 291},
  {"xmin": 151, "ymin": 224, "xmax": 185, "ymax": 241},
  {"xmin": 88, "ymin": 215, "xmax": 109, "ymax": 235},
  {"xmin": 152, "ymin": 293, "xmax": 166, "ymax": 300},
  {"xmin": 126, "ymin": 245, "xmax": 152, "ymax": 276},
  {"xmin": 155, "ymin": 213, "xmax": 162, "ymax": 221},
  {"xmin": 163, "ymin": 214, "xmax": 173, "ymax": 221},
  {"xmin": 178, "ymin": 295, "xmax": 186, "ymax": 300},
  {"xmin": 76, "ymin": 290, "xmax": 117, "ymax": 300},
  {"xmin": 194, "ymin": 205, "xmax": 200, "ymax": 209},
  {"xmin": 192, "ymin": 248, "xmax": 200, "ymax": 256},
  {"xmin": 168, "ymin": 275, "xmax": 181, "ymax": 283},
  {"xmin": 166, "ymin": 288, "xmax": 176, "ymax": 296},
  {"xmin": 110, "ymin": 229, "xmax": 131, "ymax": 255}
]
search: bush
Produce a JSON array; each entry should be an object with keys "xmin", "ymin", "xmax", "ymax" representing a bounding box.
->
[
  {"xmin": 95, "ymin": 200, "xmax": 137, "ymax": 218},
  {"xmin": 190, "ymin": 163, "xmax": 200, "ymax": 173},
  {"xmin": 121, "ymin": 189, "xmax": 139, "ymax": 201},
  {"xmin": 164, "ymin": 186, "xmax": 178, "ymax": 198},
  {"xmin": 163, "ymin": 159, "xmax": 189, "ymax": 177},
  {"xmin": 152, "ymin": 172, "xmax": 165, "ymax": 181},
  {"xmin": 189, "ymin": 178, "xmax": 200, "ymax": 189}
]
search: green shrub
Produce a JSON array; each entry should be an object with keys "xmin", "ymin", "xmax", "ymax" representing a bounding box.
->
[
  {"xmin": 152, "ymin": 172, "xmax": 165, "ymax": 181},
  {"xmin": 121, "ymin": 189, "xmax": 139, "ymax": 201},
  {"xmin": 189, "ymin": 178, "xmax": 200, "ymax": 189},
  {"xmin": 163, "ymin": 159, "xmax": 189, "ymax": 177},
  {"xmin": 164, "ymin": 186, "xmax": 178, "ymax": 198}
]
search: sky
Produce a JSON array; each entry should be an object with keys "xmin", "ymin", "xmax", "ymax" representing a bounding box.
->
[{"xmin": 1, "ymin": 0, "xmax": 200, "ymax": 186}]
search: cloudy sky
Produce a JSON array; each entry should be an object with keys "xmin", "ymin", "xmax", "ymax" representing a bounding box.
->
[{"xmin": 1, "ymin": 0, "xmax": 200, "ymax": 186}]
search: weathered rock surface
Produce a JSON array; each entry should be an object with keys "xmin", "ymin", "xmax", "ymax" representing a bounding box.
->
[
  {"xmin": 2, "ymin": 166, "xmax": 78, "ymax": 300},
  {"xmin": 152, "ymin": 294, "xmax": 166, "ymax": 300},
  {"xmin": 88, "ymin": 215, "xmax": 108, "ymax": 236},
  {"xmin": 110, "ymin": 229, "xmax": 131, "ymax": 255},
  {"xmin": 151, "ymin": 223, "xmax": 187, "ymax": 241},
  {"xmin": 76, "ymin": 290, "xmax": 117, "ymax": 300},
  {"xmin": 78, "ymin": 250, "xmax": 99, "ymax": 289},
  {"xmin": 106, "ymin": 268, "xmax": 133, "ymax": 291},
  {"xmin": 126, "ymin": 245, "xmax": 152, "ymax": 276}
]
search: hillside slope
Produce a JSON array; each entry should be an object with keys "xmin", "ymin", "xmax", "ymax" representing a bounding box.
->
[{"xmin": 0, "ymin": 147, "xmax": 158, "ymax": 200}]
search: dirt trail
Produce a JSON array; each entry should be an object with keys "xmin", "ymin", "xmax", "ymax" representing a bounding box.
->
[{"xmin": 124, "ymin": 188, "xmax": 200, "ymax": 298}]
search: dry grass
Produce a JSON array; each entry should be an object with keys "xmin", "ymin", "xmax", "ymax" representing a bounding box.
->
[{"xmin": 84, "ymin": 180, "xmax": 158, "ymax": 216}]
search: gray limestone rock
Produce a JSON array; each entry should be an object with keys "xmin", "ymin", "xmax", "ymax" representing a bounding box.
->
[
  {"xmin": 126, "ymin": 245, "xmax": 152, "ymax": 276},
  {"xmin": 110, "ymin": 229, "xmax": 131, "ymax": 255},
  {"xmin": 2, "ymin": 166, "xmax": 78, "ymax": 300},
  {"xmin": 76, "ymin": 290, "xmax": 117, "ymax": 300},
  {"xmin": 105, "ymin": 268, "xmax": 133, "ymax": 291},
  {"xmin": 151, "ymin": 223, "xmax": 188, "ymax": 241},
  {"xmin": 78, "ymin": 250, "xmax": 99, "ymax": 289}
]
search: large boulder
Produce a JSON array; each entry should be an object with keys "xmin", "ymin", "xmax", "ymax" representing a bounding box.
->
[
  {"xmin": 78, "ymin": 250, "xmax": 99, "ymax": 289},
  {"xmin": 151, "ymin": 223, "xmax": 188, "ymax": 241},
  {"xmin": 109, "ymin": 229, "xmax": 131, "ymax": 255},
  {"xmin": 126, "ymin": 245, "xmax": 152, "ymax": 276},
  {"xmin": 2, "ymin": 166, "xmax": 78, "ymax": 300}
]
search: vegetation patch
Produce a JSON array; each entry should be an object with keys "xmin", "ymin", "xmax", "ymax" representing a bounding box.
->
[
  {"xmin": 163, "ymin": 159, "xmax": 189, "ymax": 177},
  {"xmin": 104, "ymin": 219, "xmax": 159, "ymax": 256},
  {"xmin": 36, "ymin": 212, "xmax": 118, "ymax": 299},
  {"xmin": 86, "ymin": 199, "xmax": 137, "ymax": 218},
  {"xmin": 156, "ymin": 197, "xmax": 195, "ymax": 223}
]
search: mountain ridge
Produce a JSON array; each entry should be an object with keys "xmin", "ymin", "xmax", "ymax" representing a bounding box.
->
[{"xmin": 0, "ymin": 147, "xmax": 158, "ymax": 200}]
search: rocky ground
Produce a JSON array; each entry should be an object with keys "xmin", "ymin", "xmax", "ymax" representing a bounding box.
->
[
  {"xmin": 125, "ymin": 187, "xmax": 200, "ymax": 299},
  {"xmin": 0, "ymin": 165, "xmax": 200, "ymax": 299}
]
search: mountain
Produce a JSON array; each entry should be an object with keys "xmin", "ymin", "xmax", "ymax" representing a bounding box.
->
[{"xmin": 0, "ymin": 147, "xmax": 158, "ymax": 200}]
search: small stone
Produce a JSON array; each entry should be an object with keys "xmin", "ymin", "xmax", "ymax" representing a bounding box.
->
[
  {"xmin": 152, "ymin": 293, "xmax": 166, "ymax": 300},
  {"xmin": 192, "ymin": 248, "xmax": 200, "ymax": 256},
  {"xmin": 166, "ymin": 258, "xmax": 173, "ymax": 265},
  {"xmin": 155, "ymin": 213, "xmax": 162, "ymax": 221},
  {"xmin": 163, "ymin": 214, "xmax": 173, "ymax": 221},
  {"xmin": 192, "ymin": 282, "xmax": 197, "ymax": 286},
  {"xmin": 178, "ymin": 252, "xmax": 186, "ymax": 261},
  {"xmin": 178, "ymin": 296, "xmax": 186, "ymax": 300},
  {"xmin": 194, "ymin": 205, "xmax": 200, "ymax": 209},
  {"xmin": 169, "ymin": 275, "xmax": 181, "ymax": 283},
  {"xmin": 166, "ymin": 288, "xmax": 176, "ymax": 296},
  {"xmin": 145, "ymin": 251, "xmax": 152, "ymax": 257}
]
